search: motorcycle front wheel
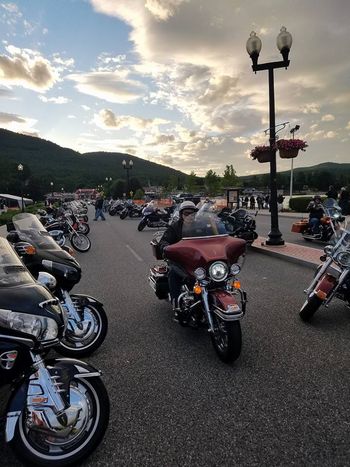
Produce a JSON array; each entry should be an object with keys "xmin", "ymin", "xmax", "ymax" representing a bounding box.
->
[
  {"xmin": 120, "ymin": 210, "xmax": 128, "ymax": 220},
  {"xmin": 210, "ymin": 314, "xmax": 242, "ymax": 363},
  {"xmin": 299, "ymin": 295, "xmax": 323, "ymax": 322},
  {"xmin": 10, "ymin": 376, "xmax": 109, "ymax": 467},
  {"xmin": 77, "ymin": 223, "xmax": 90, "ymax": 235},
  {"xmin": 138, "ymin": 219, "xmax": 146, "ymax": 231},
  {"xmin": 70, "ymin": 233, "xmax": 91, "ymax": 252},
  {"xmin": 57, "ymin": 303, "xmax": 108, "ymax": 357}
]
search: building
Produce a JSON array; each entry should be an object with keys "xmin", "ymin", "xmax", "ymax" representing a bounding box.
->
[{"xmin": 75, "ymin": 188, "xmax": 98, "ymax": 200}]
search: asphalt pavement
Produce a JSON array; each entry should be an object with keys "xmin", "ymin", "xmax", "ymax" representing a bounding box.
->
[{"xmin": 1, "ymin": 211, "xmax": 350, "ymax": 466}]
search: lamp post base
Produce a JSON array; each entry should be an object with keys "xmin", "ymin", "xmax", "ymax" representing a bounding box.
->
[{"xmin": 266, "ymin": 228, "xmax": 285, "ymax": 246}]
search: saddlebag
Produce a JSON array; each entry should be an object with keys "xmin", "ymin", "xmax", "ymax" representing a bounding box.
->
[
  {"xmin": 291, "ymin": 219, "xmax": 309, "ymax": 233},
  {"xmin": 149, "ymin": 264, "xmax": 169, "ymax": 299}
]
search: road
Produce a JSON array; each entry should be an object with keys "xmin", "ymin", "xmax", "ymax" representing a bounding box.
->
[{"xmin": 1, "ymin": 212, "xmax": 349, "ymax": 466}]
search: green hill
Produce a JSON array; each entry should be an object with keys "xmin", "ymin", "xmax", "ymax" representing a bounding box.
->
[{"xmin": 0, "ymin": 129, "xmax": 186, "ymax": 199}]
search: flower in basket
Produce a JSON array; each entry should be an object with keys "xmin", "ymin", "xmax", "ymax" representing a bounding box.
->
[
  {"xmin": 250, "ymin": 145, "xmax": 271, "ymax": 160},
  {"xmin": 276, "ymin": 139, "xmax": 308, "ymax": 151}
]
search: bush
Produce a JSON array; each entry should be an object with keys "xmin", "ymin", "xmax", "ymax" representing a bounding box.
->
[
  {"xmin": 0, "ymin": 202, "xmax": 45, "ymax": 225},
  {"xmin": 289, "ymin": 196, "xmax": 325, "ymax": 212}
]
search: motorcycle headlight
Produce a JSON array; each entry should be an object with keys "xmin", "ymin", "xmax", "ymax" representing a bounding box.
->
[
  {"xmin": 194, "ymin": 267, "xmax": 206, "ymax": 280},
  {"xmin": 209, "ymin": 262, "xmax": 228, "ymax": 282},
  {"xmin": 334, "ymin": 251, "xmax": 350, "ymax": 267},
  {"xmin": 230, "ymin": 263, "xmax": 241, "ymax": 276},
  {"xmin": 0, "ymin": 309, "xmax": 58, "ymax": 341}
]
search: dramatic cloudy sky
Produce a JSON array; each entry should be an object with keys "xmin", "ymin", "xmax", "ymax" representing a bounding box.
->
[{"xmin": 0, "ymin": 0, "xmax": 349, "ymax": 176}]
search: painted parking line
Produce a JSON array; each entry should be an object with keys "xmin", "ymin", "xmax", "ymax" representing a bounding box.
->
[{"xmin": 126, "ymin": 244, "xmax": 144, "ymax": 262}]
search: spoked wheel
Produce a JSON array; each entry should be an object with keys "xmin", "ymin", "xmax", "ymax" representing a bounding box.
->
[
  {"xmin": 120, "ymin": 211, "xmax": 128, "ymax": 220},
  {"xmin": 70, "ymin": 233, "xmax": 91, "ymax": 252},
  {"xmin": 210, "ymin": 314, "xmax": 242, "ymax": 363},
  {"xmin": 10, "ymin": 376, "xmax": 109, "ymax": 467},
  {"xmin": 57, "ymin": 303, "xmax": 108, "ymax": 357},
  {"xmin": 77, "ymin": 223, "xmax": 90, "ymax": 235},
  {"xmin": 299, "ymin": 295, "xmax": 323, "ymax": 322}
]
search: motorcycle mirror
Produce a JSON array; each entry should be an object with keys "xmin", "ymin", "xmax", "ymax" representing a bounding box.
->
[
  {"xmin": 37, "ymin": 271, "xmax": 57, "ymax": 290},
  {"xmin": 6, "ymin": 231, "xmax": 20, "ymax": 243},
  {"xmin": 319, "ymin": 255, "xmax": 327, "ymax": 262}
]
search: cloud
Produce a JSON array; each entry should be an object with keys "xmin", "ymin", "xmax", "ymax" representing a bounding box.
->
[
  {"xmin": 39, "ymin": 95, "xmax": 70, "ymax": 104},
  {"xmin": 0, "ymin": 110, "xmax": 38, "ymax": 134},
  {"xmin": 68, "ymin": 71, "xmax": 146, "ymax": 103},
  {"xmin": 0, "ymin": 45, "xmax": 58, "ymax": 91},
  {"xmin": 0, "ymin": 111, "xmax": 25, "ymax": 124},
  {"xmin": 94, "ymin": 108, "xmax": 168, "ymax": 130},
  {"xmin": 321, "ymin": 114, "xmax": 335, "ymax": 122}
]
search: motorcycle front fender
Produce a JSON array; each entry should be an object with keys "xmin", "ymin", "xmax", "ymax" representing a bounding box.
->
[
  {"xmin": 70, "ymin": 293, "xmax": 103, "ymax": 307},
  {"xmin": 210, "ymin": 289, "xmax": 245, "ymax": 321}
]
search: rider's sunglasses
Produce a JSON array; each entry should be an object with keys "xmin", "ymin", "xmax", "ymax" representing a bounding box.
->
[{"xmin": 182, "ymin": 210, "xmax": 196, "ymax": 217}]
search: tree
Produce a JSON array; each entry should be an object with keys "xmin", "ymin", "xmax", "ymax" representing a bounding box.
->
[
  {"xmin": 221, "ymin": 165, "xmax": 238, "ymax": 188},
  {"xmin": 133, "ymin": 188, "xmax": 145, "ymax": 200},
  {"xmin": 185, "ymin": 171, "xmax": 197, "ymax": 193},
  {"xmin": 204, "ymin": 170, "xmax": 221, "ymax": 196},
  {"xmin": 111, "ymin": 179, "xmax": 126, "ymax": 198},
  {"xmin": 129, "ymin": 177, "xmax": 142, "ymax": 193}
]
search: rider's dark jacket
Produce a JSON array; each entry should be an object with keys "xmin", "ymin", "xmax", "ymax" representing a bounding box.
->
[
  {"xmin": 306, "ymin": 201, "xmax": 324, "ymax": 220},
  {"xmin": 159, "ymin": 219, "xmax": 183, "ymax": 255}
]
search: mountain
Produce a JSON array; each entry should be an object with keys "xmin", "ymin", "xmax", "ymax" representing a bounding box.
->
[{"xmin": 0, "ymin": 129, "xmax": 186, "ymax": 196}]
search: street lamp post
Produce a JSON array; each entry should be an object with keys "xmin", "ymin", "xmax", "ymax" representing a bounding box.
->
[
  {"xmin": 289, "ymin": 124, "xmax": 300, "ymax": 199},
  {"xmin": 50, "ymin": 181, "xmax": 54, "ymax": 199},
  {"xmin": 246, "ymin": 27, "xmax": 293, "ymax": 246},
  {"xmin": 122, "ymin": 160, "xmax": 133, "ymax": 197},
  {"xmin": 17, "ymin": 164, "xmax": 24, "ymax": 212}
]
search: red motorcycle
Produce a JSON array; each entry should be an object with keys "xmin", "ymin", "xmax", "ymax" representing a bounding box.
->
[{"xmin": 149, "ymin": 213, "xmax": 247, "ymax": 363}]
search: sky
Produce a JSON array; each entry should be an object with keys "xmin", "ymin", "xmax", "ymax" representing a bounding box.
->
[{"xmin": 0, "ymin": 0, "xmax": 349, "ymax": 177}]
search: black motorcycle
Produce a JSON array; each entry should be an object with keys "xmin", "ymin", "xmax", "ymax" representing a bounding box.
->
[
  {"xmin": 7, "ymin": 213, "xmax": 108, "ymax": 358},
  {"xmin": 219, "ymin": 208, "xmax": 258, "ymax": 245},
  {"xmin": 119, "ymin": 202, "xmax": 143, "ymax": 220},
  {"xmin": 0, "ymin": 237, "xmax": 109, "ymax": 466},
  {"xmin": 138, "ymin": 205, "xmax": 175, "ymax": 231}
]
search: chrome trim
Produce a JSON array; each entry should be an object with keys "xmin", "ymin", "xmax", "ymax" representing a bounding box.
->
[
  {"xmin": 75, "ymin": 371, "xmax": 101, "ymax": 379},
  {"xmin": 5, "ymin": 411, "xmax": 21, "ymax": 442},
  {"xmin": 182, "ymin": 234, "xmax": 228, "ymax": 240},
  {"xmin": 212, "ymin": 305, "xmax": 244, "ymax": 321},
  {"xmin": 39, "ymin": 298, "xmax": 59, "ymax": 309}
]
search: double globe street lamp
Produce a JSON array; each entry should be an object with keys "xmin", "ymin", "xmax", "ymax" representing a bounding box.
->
[
  {"xmin": 17, "ymin": 163, "xmax": 24, "ymax": 212},
  {"xmin": 246, "ymin": 26, "xmax": 293, "ymax": 246},
  {"xmin": 122, "ymin": 159, "xmax": 134, "ymax": 197}
]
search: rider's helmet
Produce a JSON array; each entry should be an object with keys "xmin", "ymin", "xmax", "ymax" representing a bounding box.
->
[
  {"xmin": 313, "ymin": 195, "xmax": 322, "ymax": 202},
  {"xmin": 179, "ymin": 200, "xmax": 198, "ymax": 215}
]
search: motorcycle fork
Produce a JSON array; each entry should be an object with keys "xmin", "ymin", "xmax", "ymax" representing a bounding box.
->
[
  {"xmin": 201, "ymin": 287, "xmax": 215, "ymax": 333},
  {"xmin": 61, "ymin": 290, "xmax": 88, "ymax": 337},
  {"xmin": 304, "ymin": 257, "xmax": 333, "ymax": 295}
]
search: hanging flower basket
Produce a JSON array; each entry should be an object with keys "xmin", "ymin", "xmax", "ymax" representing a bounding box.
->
[
  {"xmin": 276, "ymin": 139, "xmax": 308, "ymax": 159},
  {"xmin": 250, "ymin": 145, "xmax": 272, "ymax": 163}
]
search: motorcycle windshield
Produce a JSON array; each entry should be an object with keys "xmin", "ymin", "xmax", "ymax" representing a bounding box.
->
[
  {"xmin": 12, "ymin": 213, "xmax": 62, "ymax": 251},
  {"xmin": 323, "ymin": 198, "xmax": 341, "ymax": 216},
  {"xmin": 0, "ymin": 237, "xmax": 34, "ymax": 287},
  {"xmin": 182, "ymin": 212, "xmax": 228, "ymax": 239}
]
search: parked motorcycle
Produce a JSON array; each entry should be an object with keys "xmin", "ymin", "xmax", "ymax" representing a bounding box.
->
[
  {"xmin": 299, "ymin": 217, "xmax": 350, "ymax": 321},
  {"xmin": 149, "ymin": 212, "xmax": 247, "ymax": 363},
  {"xmin": 138, "ymin": 205, "xmax": 174, "ymax": 231},
  {"xmin": 7, "ymin": 213, "xmax": 108, "ymax": 357},
  {"xmin": 219, "ymin": 207, "xmax": 258, "ymax": 245},
  {"xmin": 45, "ymin": 214, "xmax": 91, "ymax": 252},
  {"xmin": 119, "ymin": 202, "xmax": 143, "ymax": 220},
  {"xmin": 0, "ymin": 237, "xmax": 109, "ymax": 466},
  {"xmin": 109, "ymin": 200, "xmax": 125, "ymax": 216},
  {"xmin": 292, "ymin": 198, "xmax": 344, "ymax": 243}
]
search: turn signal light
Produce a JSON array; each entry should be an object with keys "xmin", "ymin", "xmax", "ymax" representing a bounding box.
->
[
  {"xmin": 193, "ymin": 284, "xmax": 202, "ymax": 294},
  {"xmin": 315, "ymin": 289, "xmax": 327, "ymax": 300},
  {"xmin": 25, "ymin": 245, "xmax": 36, "ymax": 255},
  {"xmin": 232, "ymin": 280, "xmax": 241, "ymax": 289}
]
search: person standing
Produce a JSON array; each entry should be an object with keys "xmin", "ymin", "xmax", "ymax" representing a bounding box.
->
[
  {"xmin": 326, "ymin": 185, "xmax": 338, "ymax": 200},
  {"xmin": 339, "ymin": 187, "xmax": 350, "ymax": 215},
  {"xmin": 94, "ymin": 193, "xmax": 106, "ymax": 221}
]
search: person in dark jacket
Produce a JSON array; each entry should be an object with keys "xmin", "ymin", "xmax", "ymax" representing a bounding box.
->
[
  {"xmin": 339, "ymin": 187, "xmax": 350, "ymax": 215},
  {"xmin": 326, "ymin": 185, "xmax": 338, "ymax": 200},
  {"xmin": 306, "ymin": 195, "xmax": 324, "ymax": 234},
  {"xmin": 159, "ymin": 200, "xmax": 198, "ymax": 313},
  {"xmin": 94, "ymin": 194, "xmax": 106, "ymax": 221}
]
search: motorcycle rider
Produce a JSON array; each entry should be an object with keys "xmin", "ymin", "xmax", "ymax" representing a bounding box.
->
[
  {"xmin": 159, "ymin": 201, "xmax": 198, "ymax": 316},
  {"xmin": 306, "ymin": 195, "xmax": 324, "ymax": 235}
]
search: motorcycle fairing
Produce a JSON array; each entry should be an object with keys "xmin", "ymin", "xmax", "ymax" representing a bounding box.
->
[
  {"xmin": 70, "ymin": 293, "xmax": 104, "ymax": 307},
  {"xmin": 165, "ymin": 236, "xmax": 246, "ymax": 276}
]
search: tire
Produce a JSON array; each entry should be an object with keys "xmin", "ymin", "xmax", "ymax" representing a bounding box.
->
[
  {"xmin": 138, "ymin": 219, "xmax": 146, "ymax": 231},
  {"xmin": 70, "ymin": 233, "xmax": 91, "ymax": 252},
  {"xmin": 120, "ymin": 210, "xmax": 127, "ymax": 220},
  {"xmin": 10, "ymin": 376, "xmax": 109, "ymax": 467},
  {"xmin": 57, "ymin": 303, "xmax": 108, "ymax": 357},
  {"xmin": 78, "ymin": 223, "xmax": 90, "ymax": 235},
  {"xmin": 299, "ymin": 295, "xmax": 323, "ymax": 322},
  {"xmin": 109, "ymin": 209, "xmax": 116, "ymax": 216},
  {"xmin": 210, "ymin": 314, "xmax": 242, "ymax": 363}
]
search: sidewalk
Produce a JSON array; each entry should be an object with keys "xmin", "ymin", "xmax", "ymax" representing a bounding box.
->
[{"xmin": 251, "ymin": 236, "xmax": 321, "ymax": 269}]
